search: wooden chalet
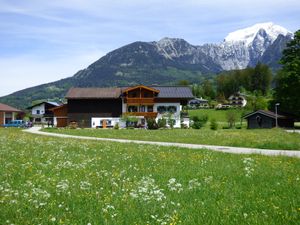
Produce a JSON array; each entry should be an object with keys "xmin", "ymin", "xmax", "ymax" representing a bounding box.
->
[
  {"xmin": 27, "ymin": 101, "xmax": 60, "ymax": 123},
  {"xmin": 243, "ymin": 110, "xmax": 295, "ymax": 129},
  {"xmin": 0, "ymin": 103, "xmax": 22, "ymax": 125},
  {"xmin": 50, "ymin": 104, "xmax": 68, "ymax": 127},
  {"xmin": 64, "ymin": 85, "xmax": 194, "ymax": 128}
]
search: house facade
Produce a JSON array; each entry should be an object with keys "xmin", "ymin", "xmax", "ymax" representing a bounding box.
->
[
  {"xmin": 28, "ymin": 101, "xmax": 60, "ymax": 123},
  {"xmin": 0, "ymin": 103, "xmax": 22, "ymax": 125},
  {"xmin": 50, "ymin": 104, "xmax": 68, "ymax": 127},
  {"xmin": 188, "ymin": 98, "xmax": 209, "ymax": 109},
  {"xmin": 65, "ymin": 85, "xmax": 193, "ymax": 128},
  {"xmin": 228, "ymin": 93, "xmax": 247, "ymax": 107},
  {"xmin": 243, "ymin": 110, "xmax": 294, "ymax": 129}
]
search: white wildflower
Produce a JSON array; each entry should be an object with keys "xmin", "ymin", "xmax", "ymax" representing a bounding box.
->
[
  {"xmin": 80, "ymin": 181, "xmax": 92, "ymax": 190},
  {"xmin": 129, "ymin": 176, "xmax": 166, "ymax": 202},
  {"xmin": 243, "ymin": 158, "xmax": 255, "ymax": 177},
  {"xmin": 167, "ymin": 178, "xmax": 183, "ymax": 193},
  {"xmin": 188, "ymin": 178, "xmax": 201, "ymax": 190},
  {"xmin": 56, "ymin": 180, "xmax": 69, "ymax": 192}
]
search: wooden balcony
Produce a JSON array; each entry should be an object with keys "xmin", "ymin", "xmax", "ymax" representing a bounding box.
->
[
  {"xmin": 125, "ymin": 98, "xmax": 155, "ymax": 104},
  {"xmin": 123, "ymin": 112, "xmax": 158, "ymax": 118}
]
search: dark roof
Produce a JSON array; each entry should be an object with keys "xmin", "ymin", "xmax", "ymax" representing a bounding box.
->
[
  {"xmin": 66, "ymin": 87, "xmax": 122, "ymax": 99},
  {"xmin": 189, "ymin": 98, "xmax": 208, "ymax": 104},
  {"xmin": 27, "ymin": 101, "xmax": 60, "ymax": 109},
  {"xmin": 152, "ymin": 86, "xmax": 194, "ymax": 99},
  {"xmin": 0, "ymin": 103, "xmax": 22, "ymax": 112},
  {"xmin": 243, "ymin": 110, "xmax": 290, "ymax": 119},
  {"xmin": 66, "ymin": 86, "xmax": 194, "ymax": 99},
  {"xmin": 121, "ymin": 86, "xmax": 193, "ymax": 98}
]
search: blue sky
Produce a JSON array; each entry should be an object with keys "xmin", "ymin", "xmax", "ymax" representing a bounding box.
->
[{"xmin": 0, "ymin": 0, "xmax": 299, "ymax": 97}]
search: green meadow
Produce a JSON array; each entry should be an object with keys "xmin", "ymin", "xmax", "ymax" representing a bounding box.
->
[
  {"xmin": 188, "ymin": 108, "xmax": 246, "ymax": 122},
  {"xmin": 1, "ymin": 128, "xmax": 300, "ymax": 224},
  {"xmin": 43, "ymin": 128, "xmax": 300, "ymax": 150}
]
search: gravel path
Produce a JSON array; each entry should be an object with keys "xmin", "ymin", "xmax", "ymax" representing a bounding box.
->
[{"xmin": 23, "ymin": 127, "xmax": 300, "ymax": 158}]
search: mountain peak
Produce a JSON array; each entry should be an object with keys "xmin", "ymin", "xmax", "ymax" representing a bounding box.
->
[
  {"xmin": 224, "ymin": 22, "xmax": 291, "ymax": 45},
  {"xmin": 156, "ymin": 37, "xmax": 187, "ymax": 46}
]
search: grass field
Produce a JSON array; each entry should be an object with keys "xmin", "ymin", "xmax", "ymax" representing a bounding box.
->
[
  {"xmin": 1, "ymin": 128, "xmax": 300, "ymax": 224},
  {"xmin": 188, "ymin": 108, "xmax": 247, "ymax": 122},
  {"xmin": 43, "ymin": 127, "xmax": 300, "ymax": 150}
]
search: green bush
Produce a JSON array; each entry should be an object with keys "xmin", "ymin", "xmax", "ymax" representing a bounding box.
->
[
  {"xmin": 157, "ymin": 118, "xmax": 167, "ymax": 128},
  {"xmin": 210, "ymin": 118, "xmax": 218, "ymax": 130},
  {"xmin": 191, "ymin": 115, "xmax": 208, "ymax": 129},
  {"xmin": 168, "ymin": 118, "xmax": 176, "ymax": 129},
  {"xmin": 226, "ymin": 111, "xmax": 237, "ymax": 128},
  {"xmin": 114, "ymin": 123, "xmax": 119, "ymax": 130},
  {"xmin": 146, "ymin": 118, "xmax": 158, "ymax": 130}
]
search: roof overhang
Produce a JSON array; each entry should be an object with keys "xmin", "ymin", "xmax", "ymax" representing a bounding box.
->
[
  {"xmin": 122, "ymin": 85, "xmax": 160, "ymax": 93},
  {"xmin": 243, "ymin": 110, "xmax": 285, "ymax": 119}
]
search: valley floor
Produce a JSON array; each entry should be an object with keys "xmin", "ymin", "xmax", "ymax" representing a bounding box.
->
[
  {"xmin": 1, "ymin": 128, "xmax": 300, "ymax": 224},
  {"xmin": 41, "ymin": 126, "xmax": 300, "ymax": 151}
]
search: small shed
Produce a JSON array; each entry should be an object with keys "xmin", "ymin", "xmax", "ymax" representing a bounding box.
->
[
  {"xmin": 0, "ymin": 103, "xmax": 22, "ymax": 125},
  {"xmin": 50, "ymin": 104, "xmax": 68, "ymax": 127},
  {"xmin": 243, "ymin": 110, "xmax": 294, "ymax": 129}
]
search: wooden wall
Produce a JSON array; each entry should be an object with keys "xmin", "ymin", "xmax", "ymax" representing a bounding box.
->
[
  {"xmin": 67, "ymin": 99, "xmax": 122, "ymax": 127},
  {"xmin": 0, "ymin": 112, "xmax": 4, "ymax": 125}
]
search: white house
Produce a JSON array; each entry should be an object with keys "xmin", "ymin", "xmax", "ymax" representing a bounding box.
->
[
  {"xmin": 27, "ymin": 101, "xmax": 60, "ymax": 123},
  {"xmin": 65, "ymin": 85, "xmax": 194, "ymax": 128}
]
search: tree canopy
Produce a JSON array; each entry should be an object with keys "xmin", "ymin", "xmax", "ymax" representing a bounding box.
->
[{"xmin": 273, "ymin": 30, "xmax": 300, "ymax": 117}]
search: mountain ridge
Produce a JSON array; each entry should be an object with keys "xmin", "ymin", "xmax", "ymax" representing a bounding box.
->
[{"xmin": 0, "ymin": 22, "xmax": 293, "ymax": 109}]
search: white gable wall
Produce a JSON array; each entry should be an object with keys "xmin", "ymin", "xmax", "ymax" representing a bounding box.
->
[{"xmin": 31, "ymin": 104, "xmax": 45, "ymax": 115}]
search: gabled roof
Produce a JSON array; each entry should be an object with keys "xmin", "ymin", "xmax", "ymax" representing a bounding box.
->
[
  {"xmin": 27, "ymin": 101, "xmax": 60, "ymax": 109},
  {"xmin": 66, "ymin": 87, "xmax": 122, "ymax": 99},
  {"xmin": 0, "ymin": 103, "xmax": 22, "ymax": 112},
  {"xmin": 243, "ymin": 110, "xmax": 288, "ymax": 119},
  {"xmin": 122, "ymin": 85, "xmax": 160, "ymax": 93},
  {"xmin": 66, "ymin": 86, "xmax": 194, "ymax": 99}
]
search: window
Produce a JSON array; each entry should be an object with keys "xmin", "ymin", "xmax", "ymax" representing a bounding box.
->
[
  {"xmin": 36, "ymin": 110, "xmax": 40, "ymax": 114},
  {"xmin": 140, "ymin": 105, "xmax": 146, "ymax": 112},
  {"xmin": 157, "ymin": 106, "xmax": 167, "ymax": 114},
  {"xmin": 128, "ymin": 105, "xmax": 138, "ymax": 112},
  {"xmin": 167, "ymin": 106, "xmax": 177, "ymax": 113},
  {"xmin": 129, "ymin": 92, "xmax": 137, "ymax": 98},
  {"xmin": 147, "ymin": 105, "xmax": 153, "ymax": 112}
]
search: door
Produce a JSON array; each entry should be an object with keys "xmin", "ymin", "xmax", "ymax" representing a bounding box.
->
[{"xmin": 102, "ymin": 119, "xmax": 107, "ymax": 128}]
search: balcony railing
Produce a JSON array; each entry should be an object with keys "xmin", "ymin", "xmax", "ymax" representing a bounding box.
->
[
  {"xmin": 123, "ymin": 112, "xmax": 158, "ymax": 118},
  {"xmin": 126, "ymin": 98, "xmax": 155, "ymax": 104}
]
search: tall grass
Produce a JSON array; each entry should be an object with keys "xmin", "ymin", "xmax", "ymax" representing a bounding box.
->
[
  {"xmin": 1, "ymin": 129, "xmax": 300, "ymax": 224},
  {"xmin": 44, "ymin": 128, "xmax": 300, "ymax": 150}
]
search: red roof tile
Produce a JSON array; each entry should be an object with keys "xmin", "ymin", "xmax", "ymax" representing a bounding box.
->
[{"xmin": 0, "ymin": 103, "xmax": 22, "ymax": 112}]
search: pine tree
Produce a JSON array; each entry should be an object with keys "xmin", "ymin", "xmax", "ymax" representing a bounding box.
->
[{"xmin": 274, "ymin": 30, "xmax": 300, "ymax": 116}]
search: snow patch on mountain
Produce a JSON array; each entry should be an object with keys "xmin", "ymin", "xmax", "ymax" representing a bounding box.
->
[
  {"xmin": 224, "ymin": 22, "xmax": 291, "ymax": 46},
  {"xmin": 150, "ymin": 22, "xmax": 292, "ymax": 71}
]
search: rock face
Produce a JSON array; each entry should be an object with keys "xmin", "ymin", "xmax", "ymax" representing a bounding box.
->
[
  {"xmin": 0, "ymin": 22, "xmax": 293, "ymax": 109},
  {"xmin": 154, "ymin": 22, "xmax": 292, "ymax": 71}
]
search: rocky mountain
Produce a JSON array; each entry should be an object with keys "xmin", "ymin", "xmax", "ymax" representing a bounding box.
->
[{"xmin": 0, "ymin": 22, "xmax": 293, "ymax": 109}]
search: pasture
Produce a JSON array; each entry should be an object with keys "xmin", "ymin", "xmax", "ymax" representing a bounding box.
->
[
  {"xmin": 43, "ymin": 128, "xmax": 300, "ymax": 150},
  {"xmin": 1, "ymin": 128, "xmax": 300, "ymax": 224}
]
